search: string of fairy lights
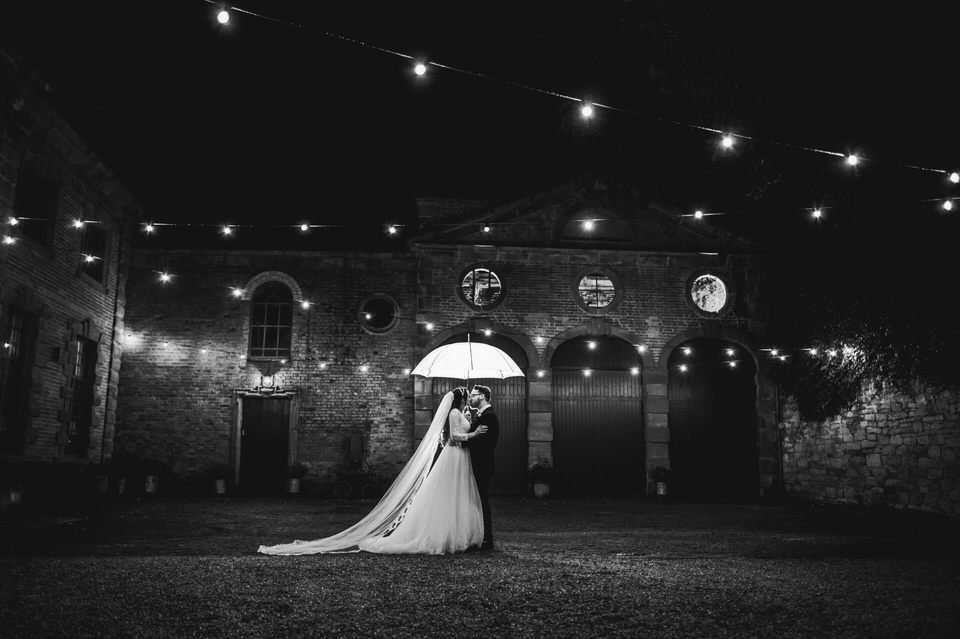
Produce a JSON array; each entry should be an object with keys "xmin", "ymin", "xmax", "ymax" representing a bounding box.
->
[
  {"xmin": 1, "ymin": 2, "xmax": 945, "ymax": 380},
  {"xmin": 115, "ymin": 279, "xmax": 860, "ymax": 381}
]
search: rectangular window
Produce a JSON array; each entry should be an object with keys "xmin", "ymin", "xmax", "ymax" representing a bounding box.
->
[
  {"xmin": 249, "ymin": 283, "xmax": 293, "ymax": 359},
  {"xmin": 13, "ymin": 160, "xmax": 60, "ymax": 246},
  {"xmin": 0, "ymin": 307, "xmax": 37, "ymax": 453},
  {"xmin": 66, "ymin": 337, "xmax": 97, "ymax": 457},
  {"xmin": 80, "ymin": 223, "xmax": 109, "ymax": 284}
]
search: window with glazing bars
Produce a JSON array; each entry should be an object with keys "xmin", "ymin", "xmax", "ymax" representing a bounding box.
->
[
  {"xmin": 66, "ymin": 336, "xmax": 97, "ymax": 456},
  {"xmin": 249, "ymin": 282, "xmax": 293, "ymax": 358}
]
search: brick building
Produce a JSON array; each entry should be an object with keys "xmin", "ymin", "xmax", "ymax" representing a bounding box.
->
[
  {"xmin": 117, "ymin": 182, "xmax": 778, "ymax": 499},
  {"xmin": 0, "ymin": 45, "xmax": 138, "ymax": 479}
]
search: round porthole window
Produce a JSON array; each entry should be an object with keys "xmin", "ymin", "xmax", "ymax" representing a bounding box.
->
[
  {"xmin": 573, "ymin": 267, "xmax": 622, "ymax": 315},
  {"xmin": 689, "ymin": 273, "xmax": 729, "ymax": 315},
  {"xmin": 457, "ymin": 264, "xmax": 506, "ymax": 312},
  {"xmin": 358, "ymin": 294, "xmax": 399, "ymax": 334}
]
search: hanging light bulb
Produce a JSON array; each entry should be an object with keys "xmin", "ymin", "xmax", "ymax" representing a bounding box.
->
[
  {"xmin": 300, "ymin": 224, "xmax": 309, "ymax": 232},
  {"xmin": 949, "ymin": 172, "xmax": 959, "ymax": 184},
  {"xmin": 694, "ymin": 210, "xmax": 704, "ymax": 219},
  {"xmin": 580, "ymin": 101, "xmax": 594, "ymax": 119},
  {"xmin": 813, "ymin": 208, "xmax": 822, "ymax": 219},
  {"xmin": 221, "ymin": 225, "xmax": 232, "ymax": 236},
  {"xmin": 217, "ymin": 8, "xmax": 230, "ymax": 24},
  {"xmin": 721, "ymin": 134, "xmax": 735, "ymax": 148},
  {"xmin": 414, "ymin": 61, "xmax": 427, "ymax": 76},
  {"xmin": 846, "ymin": 154, "xmax": 859, "ymax": 166},
  {"xmin": 943, "ymin": 200, "xmax": 954, "ymax": 211}
]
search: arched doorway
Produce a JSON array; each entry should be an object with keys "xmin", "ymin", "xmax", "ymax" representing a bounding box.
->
[
  {"xmin": 430, "ymin": 333, "xmax": 528, "ymax": 495},
  {"xmin": 551, "ymin": 335, "xmax": 644, "ymax": 496},
  {"xmin": 667, "ymin": 338, "xmax": 758, "ymax": 501}
]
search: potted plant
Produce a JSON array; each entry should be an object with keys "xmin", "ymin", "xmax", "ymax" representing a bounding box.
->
[
  {"xmin": 203, "ymin": 463, "xmax": 231, "ymax": 495},
  {"xmin": 0, "ymin": 456, "xmax": 24, "ymax": 511},
  {"xmin": 140, "ymin": 458, "xmax": 169, "ymax": 494},
  {"xmin": 651, "ymin": 466, "xmax": 672, "ymax": 497},
  {"xmin": 284, "ymin": 462, "xmax": 309, "ymax": 494},
  {"xmin": 529, "ymin": 460, "xmax": 553, "ymax": 499}
]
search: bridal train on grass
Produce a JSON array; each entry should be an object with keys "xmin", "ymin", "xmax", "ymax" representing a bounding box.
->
[{"xmin": 257, "ymin": 389, "xmax": 483, "ymax": 555}]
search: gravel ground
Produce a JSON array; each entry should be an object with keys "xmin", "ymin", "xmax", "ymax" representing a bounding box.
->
[{"xmin": 1, "ymin": 496, "xmax": 958, "ymax": 638}]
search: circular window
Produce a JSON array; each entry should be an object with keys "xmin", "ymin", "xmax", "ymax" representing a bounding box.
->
[
  {"xmin": 358, "ymin": 294, "xmax": 399, "ymax": 334},
  {"xmin": 573, "ymin": 267, "xmax": 622, "ymax": 315},
  {"xmin": 457, "ymin": 264, "xmax": 506, "ymax": 312},
  {"xmin": 688, "ymin": 273, "xmax": 729, "ymax": 315}
]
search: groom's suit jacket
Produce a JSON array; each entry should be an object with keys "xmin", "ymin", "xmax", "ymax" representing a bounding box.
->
[{"xmin": 468, "ymin": 407, "xmax": 499, "ymax": 480}]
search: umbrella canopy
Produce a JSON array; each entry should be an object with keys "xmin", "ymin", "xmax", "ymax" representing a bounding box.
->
[{"xmin": 411, "ymin": 341, "xmax": 525, "ymax": 380}]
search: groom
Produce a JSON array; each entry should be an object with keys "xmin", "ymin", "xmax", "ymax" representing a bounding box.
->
[{"xmin": 467, "ymin": 385, "xmax": 499, "ymax": 551}]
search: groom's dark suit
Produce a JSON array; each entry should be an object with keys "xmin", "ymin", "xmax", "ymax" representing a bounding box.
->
[{"xmin": 468, "ymin": 406, "xmax": 499, "ymax": 548}]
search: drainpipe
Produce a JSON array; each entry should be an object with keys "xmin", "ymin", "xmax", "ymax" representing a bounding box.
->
[{"xmin": 100, "ymin": 216, "xmax": 126, "ymax": 463}]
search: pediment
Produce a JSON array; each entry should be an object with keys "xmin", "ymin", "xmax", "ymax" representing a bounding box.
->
[{"xmin": 410, "ymin": 182, "xmax": 762, "ymax": 254}]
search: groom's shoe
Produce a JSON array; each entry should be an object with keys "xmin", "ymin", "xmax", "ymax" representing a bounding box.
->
[{"xmin": 480, "ymin": 540, "xmax": 495, "ymax": 552}]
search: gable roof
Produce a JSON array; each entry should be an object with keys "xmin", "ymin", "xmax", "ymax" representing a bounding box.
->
[{"xmin": 409, "ymin": 182, "xmax": 765, "ymax": 254}]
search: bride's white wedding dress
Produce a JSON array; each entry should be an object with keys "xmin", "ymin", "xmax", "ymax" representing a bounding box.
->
[{"xmin": 257, "ymin": 391, "xmax": 483, "ymax": 555}]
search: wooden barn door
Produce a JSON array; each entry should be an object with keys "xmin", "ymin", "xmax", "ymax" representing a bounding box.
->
[
  {"xmin": 432, "ymin": 376, "xmax": 527, "ymax": 495},
  {"xmin": 552, "ymin": 370, "xmax": 644, "ymax": 496},
  {"xmin": 239, "ymin": 396, "xmax": 291, "ymax": 493},
  {"xmin": 668, "ymin": 338, "xmax": 758, "ymax": 501}
]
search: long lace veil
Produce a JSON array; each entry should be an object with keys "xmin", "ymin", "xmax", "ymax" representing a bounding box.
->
[{"xmin": 258, "ymin": 391, "xmax": 454, "ymax": 555}]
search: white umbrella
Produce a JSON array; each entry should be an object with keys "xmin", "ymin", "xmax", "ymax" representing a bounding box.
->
[{"xmin": 411, "ymin": 340, "xmax": 525, "ymax": 380}]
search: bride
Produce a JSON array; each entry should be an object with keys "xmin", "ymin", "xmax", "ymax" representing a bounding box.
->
[{"xmin": 258, "ymin": 387, "xmax": 485, "ymax": 555}]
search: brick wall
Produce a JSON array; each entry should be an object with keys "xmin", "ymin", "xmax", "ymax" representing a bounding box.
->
[
  {"xmin": 415, "ymin": 243, "xmax": 776, "ymax": 491},
  {"xmin": 1, "ymin": 44, "xmax": 135, "ymax": 468},
  {"xmin": 117, "ymin": 250, "xmax": 418, "ymax": 483},
  {"xmin": 781, "ymin": 383, "xmax": 960, "ymax": 516}
]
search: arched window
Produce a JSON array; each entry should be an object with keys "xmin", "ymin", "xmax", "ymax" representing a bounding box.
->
[{"xmin": 249, "ymin": 282, "xmax": 293, "ymax": 358}]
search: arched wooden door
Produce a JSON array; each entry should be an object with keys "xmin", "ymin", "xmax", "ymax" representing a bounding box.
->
[
  {"xmin": 668, "ymin": 338, "xmax": 758, "ymax": 501},
  {"xmin": 430, "ymin": 334, "xmax": 528, "ymax": 495},
  {"xmin": 551, "ymin": 336, "xmax": 644, "ymax": 497}
]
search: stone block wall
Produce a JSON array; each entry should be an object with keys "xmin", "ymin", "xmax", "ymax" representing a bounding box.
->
[
  {"xmin": 117, "ymin": 250, "xmax": 418, "ymax": 482},
  {"xmin": 781, "ymin": 384, "xmax": 960, "ymax": 516}
]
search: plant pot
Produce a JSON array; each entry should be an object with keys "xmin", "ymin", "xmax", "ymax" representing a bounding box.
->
[
  {"xmin": 533, "ymin": 481, "xmax": 550, "ymax": 499},
  {"xmin": 286, "ymin": 478, "xmax": 300, "ymax": 494},
  {"xmin": 213, "ymin": 478, "xmax": 227, "ymax": 495},
  {"xmin": 656, "ymin": 481, "xmax": 668, "ymax": 496},
  {"xmin": 144, "ymin": 475, "xmax": 159, "ymax": 494}
]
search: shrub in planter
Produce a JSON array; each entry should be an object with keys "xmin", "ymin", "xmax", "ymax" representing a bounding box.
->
[
  {"xmin": 529, "ymin": 461, "xmax": 553, "ymax": 499},
  {"xmin": 139, "ymin": 458, "xmax": 170, "ymax": 494},
  {"xmin": 284, "ymin": 462, "xmax": 309, "ymax": 493},
  {"xmin": 0, "ymin": 456, "xmax": 24, "ymax": 509},
  {"xmin": 651, "ymin": 466, "xmax": 672, "ymax": 496},
  {"xmin": 203, "ymin": 463, "xmax": 232, "ymax": 494}
]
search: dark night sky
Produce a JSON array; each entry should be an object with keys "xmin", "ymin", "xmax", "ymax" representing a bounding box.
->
[{"xmin": 2, "ymin": 1, "xmax": 957, "ymax": 251}]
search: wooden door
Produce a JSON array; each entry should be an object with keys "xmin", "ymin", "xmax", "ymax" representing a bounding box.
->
[
  {"xmin": 668, "ymin": 338, "xmax": 758, "ymax": 501},
  {"xmin": 239, "ymin": 397, "xmax": 291, "ymax": 493},
  {"xmin": 552, "ymin": 370, "xmax": 644, "ymax": 497},
  {"xmin": 431, "ymin": 377, "xmax": 527, "ymax": 495}
]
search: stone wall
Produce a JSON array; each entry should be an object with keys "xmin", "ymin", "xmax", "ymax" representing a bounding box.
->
[{"xmin": 781, "ymin": 383, "xmax": 960, "ymax": 516}]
